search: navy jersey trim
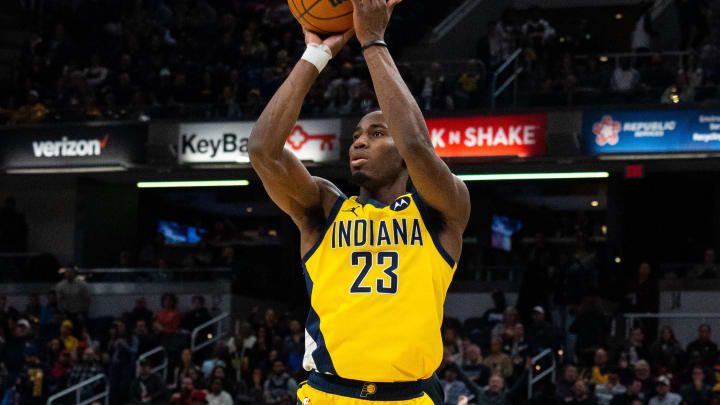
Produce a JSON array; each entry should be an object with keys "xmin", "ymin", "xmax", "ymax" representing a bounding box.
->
[
  {"xmin": 357, "ymin": 197, "xmax": 387, "ymax": 208},
  {"xmin": 302, "ymin": 194, "xmax": 346, "ymax": 263},
  {"xmin": 411, "ymin": 191, "xmax": 455, "ymax": 268},
  {"xmin": 303, "ymin": 269, "xmax": 337, "ymax": 375}
]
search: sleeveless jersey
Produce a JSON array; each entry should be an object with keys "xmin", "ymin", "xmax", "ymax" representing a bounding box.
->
[{"xmin": 302, "ymin": 191, "xmax": 457, "ymax": 382}]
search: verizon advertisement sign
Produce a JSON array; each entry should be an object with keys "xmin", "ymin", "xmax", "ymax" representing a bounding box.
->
[
  {"xmin": 426, "ymin": 114, "xmax": 547, "ymax": 158},
  {"xmin": 0, "ymin": 123, "xmax": 146, "ymax": 168},
  {"xmin": 178, "ymin": 119, "xmax": 341, "ymax": 164}
]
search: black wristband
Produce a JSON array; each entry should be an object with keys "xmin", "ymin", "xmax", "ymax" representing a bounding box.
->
[{"xmin": 361, "ymin": 39, "xmax": 388, "ymax": 52}]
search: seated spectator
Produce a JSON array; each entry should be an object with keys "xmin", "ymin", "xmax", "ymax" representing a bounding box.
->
[
  {"xmin": 462, "ymin": 344, "xmax": 491, "ymax": 386},
  {"xmin": 625, "ymin": 328, "xmax": 650, "ymax": 366},
  {"xmin": 9, "ymin": 90, "xmax": 49, "ymax": 125},
  {"xmin": 18, "ymin": 343, "xmax": 51, "ymax": 405},
  {"xmin": 660, "ymin": 71, "xmax": 695, "ymax": 104},
  {"xmin": 59, "ymin": 319, "xmax": 79, "ymax": 357},
  {"xmin": 236, "ymin": 368, "xmax": 264, "ymax": 405},
  {"xmin": 558, "ymin": 364, "xmax": 580, "ymax": 402},
  {"xmin": 454, "ymin": 59, "xmax": 486, "ymax": 109},
  {"xmin": 564, "ymin": 380, "xmax": 598, "ymax": 405},
  {"xmin": 505, "ymin": 323, "xmax": 530, "ymax": 377},
  {"xmin": 129, "ymin": 360, "xmax": 167, "ymax": 405},
  {"xmin": 649, "ymin": 326, "xmax": 683, "ymax": 373},
  {"xmin": 581, "ymin": 348, "xmax": 609, "ymax": 385},
  {"xmin": 282, "ymin": 319, "xmax": 304, "ymax": 375},
  {"xmin": 611, "ymin": 379, "xmax": 646, "ymax": 405},
  {"xmin": 482, "ymin": 290, "xmax": 507, "ymax": 328},
  {"xmin": 67, "ymin": 347, "xmax": 103, "ymax": 397},
  {"xmin": 526, "ymin": 306, "xmax": 554, "ymax": 355},
  {"xmin": 483, "ymin": 337, "xmax": 513, "ymax": 379},
  {"xmin": 207, "ymin": 378, "xmax": 233, "ymax": 405},
  {"xmin": 210, "ymin": 366, "xmax": 235, "ymax": 397},
  {"xmin": 456, "ymin": 361, "xmax": 529, "ymax": 405},
  {"xmin": 492, "ymin": 307, "xmax": 519, "ymax": 341},
  {"xmin": 595, "ymin": 368, "xmax": 626, "ymax": 405},
  {"xmin": 686, "ymin": 323, "xmax": 718, "ymax": 368},
  {"xmin": 126, "ymin": 298, "xmax": 154, "ymax": 331},
  {"xmin": 439, "ymin": 367, "xmax": 469, "ymax": 405},
  {"xmin": 190, "ymin": 390, "xmax": 208, "ymax": 405},
  {"xmin": 134, "ymin": 319, "xmax": 161, "ymax": 355},
  {"xmin": 679, "ymin": 366, "xmax": 713, "ymax": 405},
  {"xmin": 202, "ymin": 344, "xmax": 229, "ymax": 379},
  {"xmin": 263, "ymin": 360, "xmax": 296, "ymax": 405},
  {"xmin": 182, "ymin": 296, "xmax": 212, "ymax": 332},
  {"xmin": 108, "ymin": 319, "xmax": 136, "ymax": 405},
  {"xmin": 687, "ymin": 249, "xmax": 719, "ymax": 279},
  {"xmin": 633, "ymin": 360, "xmax": 657, "ymax": 400},
  {"xmin": 170, "ymin": 349, "xmax": 200, "ymax": 391},
  {"xmin": 169, "ymin": 377, "xmax": 195, "ymax": 405},
  {"xmin": 610, "ymin": 59, "xmax": 641, "ymax": 92},
  {"xmin": 154, "ymin": 293, "xmax": 181, "ymax": 334},
  {"xmin": 648, "ymin": 376, "xmax": 681, "ymax": 405}
]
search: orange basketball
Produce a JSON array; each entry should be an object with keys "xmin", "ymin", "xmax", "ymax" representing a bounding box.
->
[{"xmin": 288, "ymin": 0, "xmax": 354, "ymax": 35}]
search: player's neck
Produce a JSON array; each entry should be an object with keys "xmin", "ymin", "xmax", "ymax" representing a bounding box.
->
[{"xmin": 358, "ymin": 179, "xmax": 408, "ymax": 206}]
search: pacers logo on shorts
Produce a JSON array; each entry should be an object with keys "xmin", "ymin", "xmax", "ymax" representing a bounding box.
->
[{"xmin": 360, "ymin": 383, "xmax": 377, "ymax": 398}]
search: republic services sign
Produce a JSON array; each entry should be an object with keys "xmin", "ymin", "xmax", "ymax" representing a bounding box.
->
[
  {"xmin": 178, "ymin": 119, "xmax": 341, "ymax": 164},
  {"xmin": 425, "ymin": 114, "xmax": 547, "ymax": 158}
]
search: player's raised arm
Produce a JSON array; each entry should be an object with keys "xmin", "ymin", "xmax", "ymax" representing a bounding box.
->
[
  {"xmin": 248, "ymin": 29, "xmax": 354, "ymax": 225},
  {"xmin": 349, "ymin": 0, "xmax": 470, "ymax": 228}
]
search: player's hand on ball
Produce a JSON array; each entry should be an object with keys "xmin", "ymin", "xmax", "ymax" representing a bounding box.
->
[
  {"xmin": 349, "ymin": 0, "xmax": 402, "ymax": 44},
  {"xmin": 303, "ymin": 27, "xmax": 355, "ymax": 58}
]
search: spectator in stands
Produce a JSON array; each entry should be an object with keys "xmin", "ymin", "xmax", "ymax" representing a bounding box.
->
[
  {"xmin": 0, "ymin": 198, "xmax": 27, "ymax": 253},
  {"xmin": 633, "ymin": 360, "xmax": 657, "ymax": 400},
  {"xmin": 202, "ymin": 344, "xmax": 228, "ymax": 380},
  {"xmin": 661, "ymin": 71, "xmax": 696, "ymax": 104},
  {"xmin": 182, "ymin": 296, "xmax": 211, "ymax": 332},
  {"xmin": 420, "ymin": 62, "xmax": 453, "ymax": 112},
  {"xmin": 127, "ymin": 298, "xmax": 154, "ymax": 333},
  {"xmin": 282, "ymin": 319, "xmax": 303, "ymax": 375},
  {"xmin": 59, "ymin": 320, "xmax": 78, "ymax": 357},
  {"xmin": 454, "ymin": 60, "xmax": 486, "ymax": 109},
  {"xmin": 679, "ymin": 366, "xmax": 713, "ymax": 405},
  {"xmin": 154, "ymin": 293, "xmax": 181, "ymax": 334},
  {"xmin": 169, "ymin": 377, "xmax": 194, "ymax": 405},
  {"xmin": 237, "ymin": 367, "xmax": 265, "ymax": 405},
  {"xmin": 439, "ymin": 366, "xmax": 469, "ymax": 405},
  {"xmin": 51, "ymin": 350, "xmax": 72, "ymax": 389},
  {"xmin": 263, "ymin": 360, "xmax": 296, "ymax": 405},
  {"xmin": 488, "ymin": 19, "xmax": 513, "ymax": 68},
  {"xmin": 650, "ymin": 326, "xmax": 683, "ymax": 373},
  {"xmin": 456, "ymin": 360, "xmax": 529, "ymax": 405},
  {"xmin": 595, "ymin": 368, "xmax": 626, "ymax": 405},
  {"xmin": 134, "ymin": 319, "xmax": 159, "ymax": 356},
  {"xmin": 170, "ymin": 349, "xmax": 200, "ymax": 391},
  {"xmin": 611, "ymin": 59, "xmax": 641, "ymax": 92},
  {"xmin": 625, "ymin": 328, "xmax": 651, "ymax": 366},
  {"xmin": 67, "ymin": 347, "xmax": 102, "ymax": 396},
  {"xmin": 45, "ymin": 338, "xmax": 64, "ymax": 365},
  {"xmin": 558, "ymin": 364, "xmax": 580, "ymax": 402},
  {"xmin": 623, "ymin": 263, "xmax": 659, "ymax": 335},
  {"xmin": 18, "ymin": 343, "xmax": 51, "ymax": 405},
  {"xmin": 39, "ymin": 290, "xmax": 59, "ymax": 333},
  {"xmin": 8, "ymin": 90, "xmax": 49, "ymax": 125},
  {"xmin": 686, "ymin": 324, "xmax": 718, "ymax": 368},
  {"xmin": 108, "ymin": 320, "xmax": 137, "ymax": 405},
  {"xmin": 631, "ymin": 6, "xmax": 656, "ymax": 53},
  {"xmin": 23, "ymin": 295, "xmax": 40, "ymax": 320},
  {"xmin": 563, "ymin": 380, "xmax": 597, "ymax": 405},
  {"xmin": 687, "ymin": 249, "xmax": 719, "ymax": 279},
  {"xmin": 210, "ymin": 366, "xmax": 235, "ymax": 398},
  {"xmin": 206, "ymin": 378, "xmax": 234, "ymax": 405},
  {"xmin": 521, "ymin": 6, "xmax": 556, "ymax": 52},
  {"xmin": 483, "ymin": 337, "xmax": 513, "ymax": 379},
  {"xmin": 462, "ymin": 344, "xmax": 491, "ymax": 386},
  {"xmin": 570, "ymin": 297, "xmax": 610, "ymax": 365},
  {"xmin": 611, "ymin": 379, "xmax": 646, "ymax": 405},
  {"xmin": 581, "ymin": 348, "xmax": 609, "ymax": 385},
  {"xmin": 483, "ymin": 290, "xmax": 507, "ymax": 328},
  {"xmin": 492, "ymin": 307, "xmax": 519, "ymax": 341},
  {"xmin": 505, "ymin": 323, "xmax": 530, "ymax": 378},
  {"xmin": 129, "ymin": 360, "xmax": 167, "ymax": 405},
  {"xmin": 648, "ymin": 375, "xmax": 681, "ymax": 405},
  {"xmin": 526, "ymin": 306, "xmax": 554, "ymax": 355},
  {"xmin": 55, "ymin": 267, "xmax": 90, "ymax": 331}
]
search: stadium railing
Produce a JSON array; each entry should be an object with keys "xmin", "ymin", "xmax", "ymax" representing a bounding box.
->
[
  {"xmin": 46, "ymin": 373, "xmax": 109, "ymax": 405},
  {"xmin": 491, "ymin": 48, "xmax": 524, "ymax": 109},
  {"xmin": 191, "ymin": 312, "xmax": 231, "ymax": 353},
  {"xmin": 528, "ymin": 348, "xmax": 556, "ymax": 400},
  {"xmin": 136, "ymin": 346, "xmax": 169, "ymax": 381}
]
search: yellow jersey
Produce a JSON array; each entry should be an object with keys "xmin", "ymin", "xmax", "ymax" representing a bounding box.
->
[{"xmin": 302, "ymin": 191, "xmax": 456, "ymax": 382}]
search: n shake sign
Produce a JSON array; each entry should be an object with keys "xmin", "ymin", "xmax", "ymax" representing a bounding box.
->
[
  {"xmin": 0, "ymin": 123, "xmax": 146, "ymax": 169},
  {"xmin": 178, "ymin": 119, "xmax": 341, "ymax": 164},
  {"xmin": 425, "ymin": 114, "xmax": 547, "ymax": 158}
]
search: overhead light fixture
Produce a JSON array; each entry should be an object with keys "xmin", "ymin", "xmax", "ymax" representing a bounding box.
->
[
  {"xmin": 7, "ymin": 166, "xmax": 127, "ymax": 174},
  {"xmin": 591, "ymin": 200, "xmax": 599, "ymax": 207},
  {"xmin": 457, "ymin": 172, "xmax": 609, "ymax": 181},
  {"xmin": 615, "ymin": 13, "xmax": 623, "ymax": 19},
  {"xmin": 599, "ymin": 56, "xmax": 609, "ymax": 62},
  {"xmin": 615, "ymin": 257, "xmax": 622, "ymax": 263},
  {"xmin": 137, "ymin": 180, "xmax": 249, "ymax": 188}
]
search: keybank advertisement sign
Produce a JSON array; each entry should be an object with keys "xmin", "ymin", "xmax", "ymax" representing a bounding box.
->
[
  {"xmin": 425, "ymin": 114, "xmax": 547, "ymax": 158},
  {"xmin": 583, "ymin": 110, "xmax": 720, "ymax": 154},
  {"xmin": 0, "ymin": 123, "xmax": 147, "ymax": 168},
  {"xmin": 178, "ymin": 119, "xmax": 341, "ymax": 164}
]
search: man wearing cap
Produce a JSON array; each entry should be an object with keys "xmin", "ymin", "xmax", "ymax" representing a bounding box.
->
[
  {"xmin": 55, "ymin": 267, "xmax": 91, "ymax": 333},
  {"xmin": 59, "ymin": 319, "xmax": 78, "ymax": 355},
  {"xmin": 3, "ymin": 319, "xmax": 36, "ymax": 377},
  {"xmin": 648, "ymin": 376, "xmax": 681, "ymax": 405},
  {"xmin": 526, "ymin": 306, "xmax": 555, "ymax": 356}
]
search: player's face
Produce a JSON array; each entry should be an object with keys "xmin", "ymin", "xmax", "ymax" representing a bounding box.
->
[{"xmin": 349, "ymin": 111, "xmax": 404, "ymax": 188}]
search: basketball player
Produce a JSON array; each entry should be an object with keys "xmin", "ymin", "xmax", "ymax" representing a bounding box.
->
[{"xmin": 249, "ymin": 0, "xmax": 470, "ymax": 404}]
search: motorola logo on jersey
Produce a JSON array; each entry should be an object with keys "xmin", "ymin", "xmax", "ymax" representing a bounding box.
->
[{"xmin": 390, "ymin": 197, "xmax": 411, "ymax": 211}]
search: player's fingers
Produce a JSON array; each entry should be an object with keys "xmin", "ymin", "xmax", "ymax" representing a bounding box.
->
[{"xmin": 342, "ymin": 28, "xmax": 356, "ymax": 42}]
